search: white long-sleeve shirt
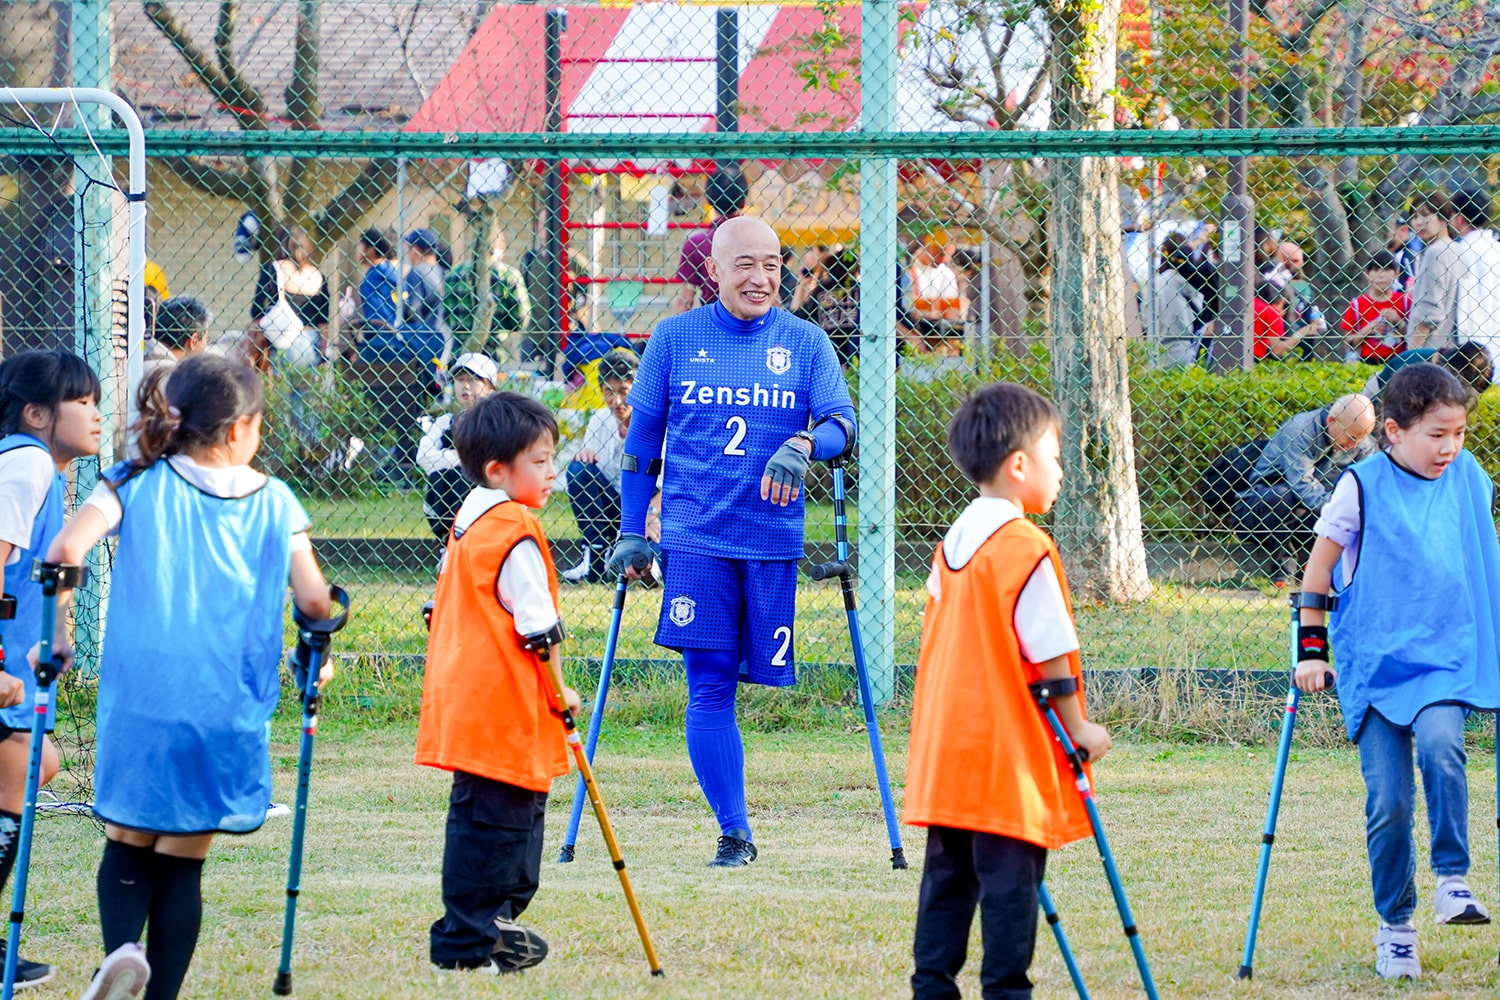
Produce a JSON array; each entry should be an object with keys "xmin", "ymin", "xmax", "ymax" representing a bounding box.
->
[{"xmin": 416, "ymin": 412, "xmax": 462, "ymax": 476}]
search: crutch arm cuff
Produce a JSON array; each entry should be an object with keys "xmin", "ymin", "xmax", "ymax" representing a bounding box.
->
[
  {"xmin": 1028, "ymin": 676, "xmax": 1079, "ymax": 701},
  {"xmin": 523, "ymin": 621, "xmax": 568, "ymax": 658},
  {"xmin": 1291, "ymin": 591, "xmax": 1338, "ymax": 612},
  {"xmin": 30, "ymin": 560, "xmax": 84, "ymax": 592}
]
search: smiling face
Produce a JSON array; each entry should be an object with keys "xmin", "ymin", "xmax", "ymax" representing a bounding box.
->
[
  {"xmin": 705, "ymin": 217, "xmax": 783, "ymax": 320},
  {"xmin": 1386, "ymin": 402, "xmax": 1467, "ymax": 479}
]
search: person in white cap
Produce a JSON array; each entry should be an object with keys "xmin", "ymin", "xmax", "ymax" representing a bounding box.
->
[{"xmin": 418, "ymin": 353, "xmax": 500, "ymax": 540}]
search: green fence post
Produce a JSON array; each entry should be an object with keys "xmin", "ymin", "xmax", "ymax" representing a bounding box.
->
[
  {"xmin": 72, "ymin": 0, "xmax": 115, "ymax": 677},
  {"xmin": 857, "ymin": 0, "xmax": 898, "ymax": 705}
]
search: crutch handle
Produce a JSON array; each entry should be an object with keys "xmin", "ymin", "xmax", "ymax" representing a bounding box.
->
[{"xmin": 807, "ymin": 559, "xmax": 848, "ymax": 581}]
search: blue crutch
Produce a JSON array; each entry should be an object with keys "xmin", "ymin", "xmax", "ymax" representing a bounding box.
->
[
  {"xmin": 2, "ymin": 560, "xmax": 78, "ymax": 1000},
  {"xmin": 1039, "ymin": 881, "xmax": 1091, "ymax": 999},
  {"xmin": 806, "ymin": 456, "xmax": 907, "ymax": 869},
  {"xmin": 1238, "ymin": 591, "xmax": 1335, "ymax": 980},
  {"xmin": 559, "ymin": 550, "xmax": 650, "ymax": 864},
  {"xmin": 273, "ymin": 585, "xmax": 351, "ymax": 997},
  {"xmin": 1030, "ymin": 678, "xmax": 1160, "ymax": 1000}
]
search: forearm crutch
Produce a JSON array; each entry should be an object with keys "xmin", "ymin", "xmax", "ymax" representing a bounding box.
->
[
  {"xmin": 1039, "ymin": 881, "xmax": 1090, "ymax": 999},
  {"xmin": 806, "ymin": 456, "xmax": 907, "ymax": 869},
  {"xmin": 528, "ymin": 637, "xmax": 664, "ymax": 977},
  {"xmin": 1030, "ymin": 678, "xmax": 1160, "ymax": 1000},
  {"xmin": 2, "ymin": 561, "xmax": 77, "ymax": 1000},
  {"xmin": 560, "ymin": 551, "xmax": 650, "ymax": 864},
  {"xmin": 1238, "ymin": 591, "xmax": 1335, "ymax": 981},
  {"xmin": 273, "ymin": 586, "xmax": 351, "ymax": 997}
]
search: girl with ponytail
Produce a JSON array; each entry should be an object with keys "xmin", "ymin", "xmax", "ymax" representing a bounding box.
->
[{"xmin": 46, "ymin": 354, "xmax": 334, "ymax": 1000}]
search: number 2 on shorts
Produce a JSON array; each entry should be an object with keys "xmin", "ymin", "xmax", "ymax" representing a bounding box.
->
[
  {"xmin": 771, "ymin": 625, "xmax": 792, "ymax": 666},
  {"xmin": 724, "ymin": 415, "xmax": 748, "ymax": 456}
]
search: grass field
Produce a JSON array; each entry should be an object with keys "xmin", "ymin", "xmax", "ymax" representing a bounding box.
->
[{"xmin": 19, "ymin": 714, "xmax": 1500, "ymax": 999}]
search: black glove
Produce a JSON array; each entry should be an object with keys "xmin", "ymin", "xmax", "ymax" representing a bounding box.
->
[
  {"xmin": 762, "ymin": 437, "xmax": 813, "ymax": 501},
  {"xmin": 607, "ymin": 534, "xmax": 655, "ymax": 578}
]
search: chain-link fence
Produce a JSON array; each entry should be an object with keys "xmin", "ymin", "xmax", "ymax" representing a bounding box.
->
[{"xmin": 5, "ymin": 0, "xmax": 1500, "ymax": 769}]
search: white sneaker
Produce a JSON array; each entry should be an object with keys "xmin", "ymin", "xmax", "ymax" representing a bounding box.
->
[
  {"xmin": 1435, "ymin": 875, "xmax": 1491, "ymax": 925},
  {"xmin": 1374, "ymin": 923, "xmax": 1420, "ymax": 980},
  {"xmin": 81, "ymin": 943, "xmax": 150, "ymax": 1000},
  {"xmin": 561, "ymin": 549, "xmax": 591, "ymax": 583}
]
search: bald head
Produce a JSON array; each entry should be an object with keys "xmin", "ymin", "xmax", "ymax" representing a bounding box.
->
[
  {"xmin": 1326, "ymin": 394, "xmax": 1376, "ymax": 452},
  {"xmin": 1277, "ymin": 242, "xmax": 1305, "ymax": 272},
  {"xmin": 706, "ymin": 215, "xmax": 782, "ymax": 320}
]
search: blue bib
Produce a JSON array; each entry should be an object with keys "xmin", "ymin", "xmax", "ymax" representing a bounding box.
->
[
  {"xmin": 0, "ymin": 434, "xmax": 63, "ymax": 731},
  {"xmin": 93, "ymin": 459, "xmax": 308, "ymax": 834},
  {"xmin": 1329, "ymin": 450, "xmax": 1500, "ymax": 739}
]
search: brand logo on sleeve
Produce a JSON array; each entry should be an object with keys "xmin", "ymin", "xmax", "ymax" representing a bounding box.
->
[
  {"xmin": 766, "ymin": 345, "xmax": 792, "ymax": 375},
  {"xmin": 669, "ymin": 595, "xmax": 697, "ymax": 627}
]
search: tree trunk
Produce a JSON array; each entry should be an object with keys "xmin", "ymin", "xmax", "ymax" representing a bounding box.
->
[{"xmin": 1045, "ymin": 0, "xmax": 1151, "ymax": 603}]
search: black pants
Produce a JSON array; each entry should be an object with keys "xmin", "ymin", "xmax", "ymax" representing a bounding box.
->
[
  {"xmin": 912, "ymin": 826, "xmax": 1047, "ymax": 1000},
  {"xmin": 567, "ymin": 460, "xmax": 621, "ymax": 554},
  {"xmin": 1230, "ymin": 483, "xmax": 1317, "ymax": 569},
  {"xmin": 429, "ymin": 771, "xmax": 547, "ymax": 966}
]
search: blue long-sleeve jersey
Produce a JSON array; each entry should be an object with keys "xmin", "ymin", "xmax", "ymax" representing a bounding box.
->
[{"xmin": 624, "ymin": 302, "xmax": 855, "ymax": 560}]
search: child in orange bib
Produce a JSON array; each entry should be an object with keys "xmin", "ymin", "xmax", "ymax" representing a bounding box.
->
[
  {"xmin": 904, "ymin": 382, "xmax": 1112, "ymax": 1000},
  {"xmin": 416, "ymin": 392, "xmax": 581, "ymax": 975}
]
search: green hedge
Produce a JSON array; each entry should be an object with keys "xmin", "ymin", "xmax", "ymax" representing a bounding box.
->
[{"xmin": 259, "ymin": 356, "xmax": 1494, "ymax": 534}]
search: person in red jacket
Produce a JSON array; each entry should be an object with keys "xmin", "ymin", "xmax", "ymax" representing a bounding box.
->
[
  {"xmin": 1342, "ymin": 251, "xmax": 1409, "ymax": 363},
  {"xmin": 904, "ymin": 382, "xmax": 1112, "ymax": 1000},
  {"xmin": 416, "ymin": 392, "xmax": 580, "ymax": 975}
]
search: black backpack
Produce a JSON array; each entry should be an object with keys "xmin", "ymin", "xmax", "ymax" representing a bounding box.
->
[{"xmin": 1200, "ymin": 439, "xmax": 1268, "ymax": 522}]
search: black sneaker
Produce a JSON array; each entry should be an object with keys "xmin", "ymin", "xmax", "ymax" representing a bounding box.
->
[
  {"xmin": 0, "ymin": 943, "xmax": 55, "ymax": 991},
  {"xmin": 708, "ymin": 829, "xmax": 758, "ymax": 868},
  {"xmin": 491, "ymin": 917, "xmax": 548, "ymax": 971}
]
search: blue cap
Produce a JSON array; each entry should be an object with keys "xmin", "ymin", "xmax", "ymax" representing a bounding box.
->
[{"xmin": 404, "ymin": 227, "xmax": 441, "ymax": 252}]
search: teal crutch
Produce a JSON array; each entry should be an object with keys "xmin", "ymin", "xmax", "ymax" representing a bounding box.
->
[
  {"xmin": 805, "ymin": 455, "xmax": 907, "ymax": 869},
  {"xmin": 3, "ymin": 561, "xmax": 79, "ymax": 1000},
  {"xmin": 1239, "ymin": 591, "xmax": 1336, "ymax": 980},
  {"xmin": 273, "ymin": 585, "xmax": 350, "ymax": 996},
  {"xmin": 1030, "ymin": 677, "xmax": 1160, "ymax": 1000},
  {"xmin": 559, "ymin": 551, "xmax": 649, "ymax": 864},
  {"xmin": 1040, "ymin": 881, "xmax": 1090, "ymax": 998}
]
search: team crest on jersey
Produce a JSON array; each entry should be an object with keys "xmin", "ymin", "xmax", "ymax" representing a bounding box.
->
[
  {"xmin": 669, "ymin": 595, "xmax": 697, "ymax": 627},
  {"xmin": 765, "ymin": 345, "xmax": 792, "ymax": 375}
]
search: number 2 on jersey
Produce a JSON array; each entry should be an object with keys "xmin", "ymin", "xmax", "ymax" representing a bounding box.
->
[
  {"xmin": 771, "ymin": 626, "xmax": 792, "ymax": 666},
  {"xmin": 723, "ymin": 415, "xmax": 748, "ymax": 456}
]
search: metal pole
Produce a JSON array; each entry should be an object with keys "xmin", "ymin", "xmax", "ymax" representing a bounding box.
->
[
  {"xmin": 543, "ymin": 9, "xmax": 568, "ymax": 343},
  {"xmin": 858, "ymin": 0, "xmax": 897, "ymax": 704},
  {"xmin": 715, "ymin": 9, "xmax": 739, "ymax": 137},
  {"xmin": 395, "ymin": 157, "xmax": 406, "ymax": 327},
  {"xmin": 1212, "ymin": 0, "xmax": 1255, "ymax": 373}
]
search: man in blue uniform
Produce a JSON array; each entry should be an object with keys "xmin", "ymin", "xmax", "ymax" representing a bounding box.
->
[{"xmin": 610, "ymin": 216, "xmax": 856, "ymax": 867}]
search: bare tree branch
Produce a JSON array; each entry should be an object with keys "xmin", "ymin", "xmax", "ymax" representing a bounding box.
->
[
  {"xmin": 393, "ymin": 0, "xmax": 431, "ymax": 105},
  {"xmin": 284, "ymin": 0, "xmax": 321, "ymax": 129},
  {"xmin": 143, "ymin": 0, "xmax": 268, "ymax": 130},
  {"xmin": 313, "ymin": 159, "xmax": 400, "ymax": 247}
]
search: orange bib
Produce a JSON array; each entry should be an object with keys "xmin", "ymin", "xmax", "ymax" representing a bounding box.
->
[
  {"xmin": 902, "ymin": 519, "xmax": 1093, "ymax": 849},
  {"xmin": 415, "ymin": 501, "xmax": 569, "ymax": 792}
]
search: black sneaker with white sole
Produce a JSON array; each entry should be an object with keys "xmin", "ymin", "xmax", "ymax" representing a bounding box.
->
[
  {"xmin": 491, "ymin": 917, "xmax": 549, "ymax": 971},
  {"xmin": 708, "ymin": 829, "xmax": 758, "ymax": 868},
  {"xmin": 0, "ymin": 943, "xmax": 55, "ymax": 992}
]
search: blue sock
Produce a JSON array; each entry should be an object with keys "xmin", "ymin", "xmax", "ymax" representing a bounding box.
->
[{"xmin": 683, "ymin": 648, "xmax": 750, "ymax": 838}]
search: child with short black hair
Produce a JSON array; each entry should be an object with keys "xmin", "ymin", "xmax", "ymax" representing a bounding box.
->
[
  {"xmin": 904, "ymin": 382, "xmax": 1110, "ymax": 1000},
  {"xmin": 46, "ymin": 353, "xmax": 334, "ymax": 1000},
  {"xmin": 1342, "ymin": 252, "xmax": 1408, "ymax": 364},
  {"xmin": 417, "ymin": 353, "xmax": 500, "ymax": 540},
  {"xmin": 417, "ymin": 391, "xmax": 580, "ymax": 974},
  {"xmin": 1296, "ymin": 362, "xmax": 1500, "ymax": 981}
]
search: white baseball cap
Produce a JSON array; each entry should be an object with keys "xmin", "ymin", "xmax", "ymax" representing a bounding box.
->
[{"xmin": 450, "ymin": 353, "xmax": 500, "ymax": 385}]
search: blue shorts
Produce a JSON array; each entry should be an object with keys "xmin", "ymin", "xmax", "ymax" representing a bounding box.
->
[{"xmin": 654, "ymin": 550, "xmax": 799, "ymax": 687}]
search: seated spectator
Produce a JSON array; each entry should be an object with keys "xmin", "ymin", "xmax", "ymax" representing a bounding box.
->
[
  {"xmin": 143, "ymin": 296, "xmax": 210, "ymax": 379},
  {"xmin": 1341, "ymin": 252, "xmax": 1408, "ymax": 364},
  {"xmin": 558, "ymin": 348, "xmax": 661, "ymax": 583},
  {"xmin": 445, "ymin": 228, "xmax": 532, "ymax": 359},
  {"xmin": 1253, "ymin": 281, "xmax": 1313, "ymax": 361},
  {"xmin": 1231, "ymin": 394, "xmax": 1377, "ymax": 577},
  {"xmin": 1363, "ymin": 341, "xmax": 1493, "ymax": 400},
  {"xmin": 1142, "ymin": 234, "xmax": 1205, "ymax": 368},
  {"xmin": 908, "ymin": 234, "xmax": 967, "ymax": 355},
  {"xmin": 416, "ymin": 353, "xmax": 499, "ymax": 540}
]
